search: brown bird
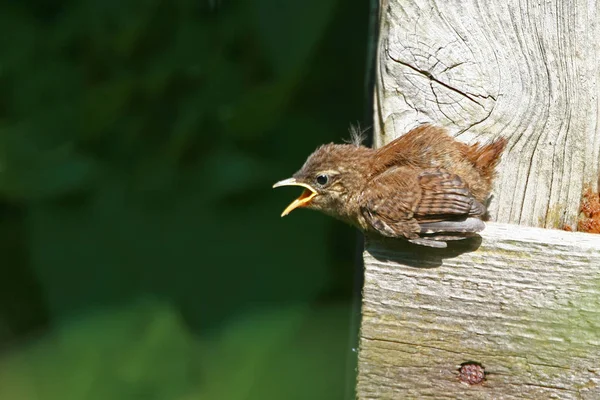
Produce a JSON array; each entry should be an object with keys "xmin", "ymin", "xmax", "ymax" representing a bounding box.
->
[{"xmin": 273, "ymin": 124, "xmax": 507, "ymax": 248}]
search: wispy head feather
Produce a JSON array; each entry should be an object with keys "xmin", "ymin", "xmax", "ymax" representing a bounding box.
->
[{"xmin": 344, "ymin": 123, "xmax": 370, "ymax": 147}]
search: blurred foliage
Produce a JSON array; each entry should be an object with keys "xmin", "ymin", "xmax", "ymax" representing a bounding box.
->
[
  {"xmin": 0, "ymin": 0, "xmax": 369, "ymax": 398},
  {"xmin": 0, "ymin": 299, "xmax": 352, "ymax": 400}
]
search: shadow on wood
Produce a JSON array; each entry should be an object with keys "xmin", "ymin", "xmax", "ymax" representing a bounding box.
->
[{"xmin": 366, "ymin": 235, "xmax": 482, "ymax": 268}]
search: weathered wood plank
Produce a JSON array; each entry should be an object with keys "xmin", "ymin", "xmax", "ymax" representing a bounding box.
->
[
  {"xmin": 359, "ymin": 0, "xmax": 600, "ymax": 397},
  {"xmin": 358, "ymin": 223, "xmax": 600, "ymax": 399},
  {"xmin": 373, "ymin": 0, "xmax": 600, "ymax": 227}
]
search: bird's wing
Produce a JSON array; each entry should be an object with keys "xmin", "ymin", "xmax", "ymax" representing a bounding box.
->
[
  {"xmin": 359, "ymin": 166, "xmax": 421, "ymax": 239},
  {"xmin": 414, "ymin": 169, "xmax": 486, "ymax": 221},
  {"xmin": 360, "ymin": 167, "xmax": 486, "ymax": 243}
]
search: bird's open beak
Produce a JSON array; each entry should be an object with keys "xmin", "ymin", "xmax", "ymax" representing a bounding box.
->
[{"xmin": 272, "ymin": 178, "xmax": 318, "ymax": 217}]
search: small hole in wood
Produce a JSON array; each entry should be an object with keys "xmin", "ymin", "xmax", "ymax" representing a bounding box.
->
[{"xmin": 458, "ymin": 361, "xmax": 485, "ymax": 385}]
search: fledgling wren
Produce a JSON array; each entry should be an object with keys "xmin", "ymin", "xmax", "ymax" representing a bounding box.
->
[{"xmin": 273, "ymin": 124, "xmax": 507, "ymax": 248}]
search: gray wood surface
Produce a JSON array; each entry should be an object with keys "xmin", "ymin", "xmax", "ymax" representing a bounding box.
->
[
  {"xmin": 358, "ymin": 223, "xmax": 600, "ymax": 399},
  {"xmin": 359, "ymin": 1, "xmax": 600, "ymax": 397}
]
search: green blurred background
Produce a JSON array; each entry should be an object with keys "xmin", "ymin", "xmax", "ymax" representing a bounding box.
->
[{"xmin": 0, "ymin": 0, "xmax": 371, "ymax": 399}]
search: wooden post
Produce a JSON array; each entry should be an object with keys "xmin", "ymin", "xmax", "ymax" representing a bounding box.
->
[{"xmin": 358, "ymin": 0, "xmax": 600, "ymax": 398}]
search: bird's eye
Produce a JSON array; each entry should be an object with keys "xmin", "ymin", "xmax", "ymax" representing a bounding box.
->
[{"xmin": 316, "ymin": 174, "xmax": 329, "ymax": 186}]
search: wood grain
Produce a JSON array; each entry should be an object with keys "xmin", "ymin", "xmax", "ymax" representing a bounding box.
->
[
  {"xmin": 360, "ymin": 1, "xmax": 600, "ymax": 397},
  {"xmin": 373, "ymin": 0, "xmax": 600, "ymax": 228},
  {"xmin": 357, "ymin": 223, "xmax": 600, "ymax": 399}
]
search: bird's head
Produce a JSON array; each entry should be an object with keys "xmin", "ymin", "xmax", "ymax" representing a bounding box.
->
[{"xmin": 273, "ymin": 143, "xmax": 371, "ymax": 218}]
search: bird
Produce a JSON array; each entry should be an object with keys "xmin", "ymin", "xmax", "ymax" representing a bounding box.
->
[{"xmin": 273, "ymin": 124, "xmax": 507, "ymax": 248}]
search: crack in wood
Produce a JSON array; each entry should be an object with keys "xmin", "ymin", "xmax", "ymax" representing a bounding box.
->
[{"xmin": 387, "ymin": 50, "xmax": 487, "ymax": 109}]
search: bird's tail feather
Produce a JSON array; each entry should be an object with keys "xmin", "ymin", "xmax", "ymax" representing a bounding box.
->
[{"xmin": 463, "ymin": 137, "xmax": 507, "ymax": 183}]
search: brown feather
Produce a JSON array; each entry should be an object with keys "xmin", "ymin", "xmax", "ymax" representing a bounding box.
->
[
  {"xmin": 370, "ymin": 124, "xmax": 506, "ymax": 203},
  {"xmin": 415, "ymin": 169, "xmax": 485, "ymax": 219}
]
